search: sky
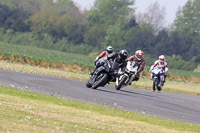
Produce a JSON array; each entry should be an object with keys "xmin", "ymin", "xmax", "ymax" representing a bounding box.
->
[{"xmin": 73, "ymin": 0, "xmax": 188, "ymax": 26}]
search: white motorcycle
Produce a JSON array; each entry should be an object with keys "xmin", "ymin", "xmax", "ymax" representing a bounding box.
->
[{"xmin": 115, "ymin": 61, "xmax": 138, "ymax": 90}]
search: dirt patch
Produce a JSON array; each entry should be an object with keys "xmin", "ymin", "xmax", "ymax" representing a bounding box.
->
[{"xmin": 0, "ymin": 56, "xmax": 85, "ymax": 72}]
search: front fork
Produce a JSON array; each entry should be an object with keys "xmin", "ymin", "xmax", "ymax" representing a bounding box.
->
[{"xmin": 116, "ymin": 73, "xmax": 129, "ymax": 86}]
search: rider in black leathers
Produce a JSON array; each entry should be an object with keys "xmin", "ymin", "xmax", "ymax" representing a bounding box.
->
[{"xmin": 94, "ymin": 49, "xmax": 128, "ymax": 77}]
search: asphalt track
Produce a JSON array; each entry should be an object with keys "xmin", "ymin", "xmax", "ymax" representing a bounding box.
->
[{"xmin": 0, "ymin": 70, "xmax": 200, "ymax": 125}]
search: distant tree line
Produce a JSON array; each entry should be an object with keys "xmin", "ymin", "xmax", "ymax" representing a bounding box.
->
[{"xmin": 0, "ymin": 0, "xmax": 199, "ymax": 70}]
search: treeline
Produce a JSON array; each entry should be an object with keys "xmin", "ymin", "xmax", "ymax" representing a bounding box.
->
[{"xmin": 0, "ymin": 0, "xmax": 199, "ymax": 71}]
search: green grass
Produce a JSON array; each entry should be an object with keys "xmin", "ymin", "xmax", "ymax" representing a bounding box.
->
[
  {"xmin": 0, "ymin": 42, "xmax": 94, "ymax": 69},
  {"xmin": 1, "ymin": 86, "xmax": 200, "ymax": 133},
  {"xmin": 168, "ymin": 69, "xmax": 200, "ymax": 78},
  {"xmin": 0, "ymin": 42, "xmax": 200, "ymax": 79}
]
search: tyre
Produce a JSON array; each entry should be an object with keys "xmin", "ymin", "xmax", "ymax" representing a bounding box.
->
[
  {"xmin": 157, "ymin": 78, "xmax": 162, "ymax": 91},
  {"xmin": 86, "ymin": 81, "xmax": 92, "ymax": 88},
  {"xmin": 115, "ymin": 76, "xmax": 127, "ymax": 90},
  {"xmin": 157, "ymin": 86, "xmax": 162, "ymax": 91},
  {"xmin": 152, "ymin": 78, "xmax": 157, "ymax": 91},
  {"xmin": 92, "ymin": 73, "xmax": 108, "ymax": 89},
  {"xmin": 157, "ymin": 82, "xmax": 162, "ymax": 91}
]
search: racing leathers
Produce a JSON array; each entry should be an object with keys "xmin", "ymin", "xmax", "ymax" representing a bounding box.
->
[
  {"xmin": 91, "ymin": 52, "xmax": 127, "ymax": 78},
  {"xmin": 128, "ymin": 55, "xmax": 146, "ymax": 81},
  {"xmin": 90, "ymin": 51, "xmax": 113, "ymax": 75},
  {"xmin": 150, "ymin": 60, "xmax": 168, "ymax": 86},
  {"xmin": 94, "ymin": 51, "xmax": 112, "ymax": 65}
]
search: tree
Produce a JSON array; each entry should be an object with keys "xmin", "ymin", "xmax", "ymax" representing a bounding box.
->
[
  {"xmin": 103, "ymin": 24, "xmax": 127, "ymax": 50},
  {"xmin": 125, "ymin": 23, "xmax": 155, "ymax": 55},
  {"xmin": 93, "ymin": 0, "xmax": 134, "ymax": 25},
  {"xmin": 85, "ymin": 0, "xmax": 135, "ymax": 47},
  {"xmin": 54, "ymin": 13, "xmax": 84, "ymax": 43},
  {"xmin": 28, "ymin": 0, "xmax": 84, "ymax": 43},
  {"xmin": 0, "ymin": 0, "xmax": 49, "ymax": 14},
  {"xmin": 136, "ymin": 1, "xmax": 166, "ymax": 35},
  {"xmin": 84, "ymin": 25, "xmax": 106, "ymax": 49},
  {"xmin": 173, "ymin": 0, "xmax": 200, "ymax": 42},
  {"xmin": 0, "ymin": 4, "xmax": 30, "ymax": 31},
  {"xmin": 29, "ymin": 3, "xmax": 55, "ymax": 34}
]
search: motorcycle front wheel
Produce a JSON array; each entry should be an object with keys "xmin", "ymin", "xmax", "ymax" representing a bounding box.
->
[
  {"xmin": 115, "ymin": 75, "xmax": 127, "ymax": 90},
  {"xmin": 152, "ymin": 78, "xmax": 157, "ymax": 91},
  {"xmin": 92, "ymin": 73, "xmax": 108, "ymax": 89},
  {"xmin": 86, "ymin": 81, "xmax": 92, "ymax": 88}
]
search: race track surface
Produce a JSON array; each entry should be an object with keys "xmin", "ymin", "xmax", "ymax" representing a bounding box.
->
[{"xmin": 0, "ymin": 70, "xmax": 200, "ymax": 125}]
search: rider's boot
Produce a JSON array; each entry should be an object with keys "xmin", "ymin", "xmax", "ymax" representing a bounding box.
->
[
  {"xmin": 158, "ymin": 75, "xmax": 164, "ymax": 87},
  {"xmin": 89, "ymin": 70, "xmax": 94, "ymax": 75},
  {"xmin": 162, "ymin": 77, "xmax": 165, "ymax": 86}
]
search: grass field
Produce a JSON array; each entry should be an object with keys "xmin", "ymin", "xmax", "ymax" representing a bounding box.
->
[
  {"xmin": 0, "ymin": 42, "xmax": 200, "ymax": 80},
  {"xmin": 1, "ymin": 86, "xmax": 200, "ymax": 133},
  {"xmin": 0, "ymin": 42, "xmax": 94, "ymax": 69}
]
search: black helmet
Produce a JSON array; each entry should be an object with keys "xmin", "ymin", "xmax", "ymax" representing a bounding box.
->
[
  {"xmin": 106, "ymin": 46, "xmax": 113, "ymax": 54},
  {"xmin": 119, "ymin": 49, "xmax": 128, "ymax": 60}
]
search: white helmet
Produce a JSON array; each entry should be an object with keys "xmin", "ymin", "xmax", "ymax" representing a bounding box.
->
[
  {"xmin": 106, "ymin": 46, "xmax": 113, "ymax": 54},
  {"xmin": 159, "ymin": 55, "xmax": 165, "ymax": 63}
]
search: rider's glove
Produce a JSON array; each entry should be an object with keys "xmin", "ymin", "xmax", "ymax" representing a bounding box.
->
[
  {"xmin": 164, "ymin": 71, "xmax": 167, "ymax": 75},
  {"xmin": 118, "ymin": 71, "xmax": 124, "ymax": 75},
  {"xmin": 100, "ymin": 61, "xmax": 105, "ymax": 65},
  {"xmin": 94, "ymin": 57, "xmax": 99, "ymax": 64},
  {"xmin": 113, "ymin": 71, "xmax": 118, "ymax": 75}
]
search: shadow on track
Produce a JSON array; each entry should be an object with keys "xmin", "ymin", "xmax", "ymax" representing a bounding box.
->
[
  {"xmin": 120, "ymin": 89, "xmax": 158, "ymax": 98},
  {"xmin": 94, "ymin": 87, "xmax": 157, "ymax": 98}
]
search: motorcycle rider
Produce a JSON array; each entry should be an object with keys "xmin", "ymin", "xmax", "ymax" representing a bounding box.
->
[
  {"xmin": 150, "ymin": 55, "xmax": 168, "ymax": 86},
  {"xmin": 108, "ymin": 49, "xmax": 129, "ymax": 75},
  {"xmin": 128, "ymin": 50, "xmax": 146, "ymax": 82},
  {"xmin": 90, "ymin": 46, "xmax": 113, "ymax": 75},
  {"xmin": 91, "ymin": 49, "xmax": 129, "ymax": 78}
]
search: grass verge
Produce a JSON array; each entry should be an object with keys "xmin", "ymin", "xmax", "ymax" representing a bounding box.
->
[{"xmin": 0, "ymin": 86, "xmax": 200, "ymax": 133}]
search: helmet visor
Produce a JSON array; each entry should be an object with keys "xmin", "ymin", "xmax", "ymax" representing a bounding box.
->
[
  {"xmin": 160, "ymin": 58, "xmax": 164, "ymax": 62},
  {"xmin": 136, "ymin": 55, "xmax": 142, "ymax": 60},
  {"xmin": 107, "ymin": 50, "xmax": 112, "ymax": 54}
]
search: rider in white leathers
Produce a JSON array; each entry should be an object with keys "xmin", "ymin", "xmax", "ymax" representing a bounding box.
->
[{"xmin": 150, "ymin": 55, "xmax": 168, "ymax": 87}]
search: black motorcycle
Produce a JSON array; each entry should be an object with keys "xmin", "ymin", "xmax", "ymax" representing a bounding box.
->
[{"xmin": 86, "ymin": 59, "xmax": 119, "ymax": 89}]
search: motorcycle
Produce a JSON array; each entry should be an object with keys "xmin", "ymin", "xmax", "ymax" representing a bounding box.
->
[
  {"xmin": 86, "ymin": 58, "xmax": 120, "ymax": 89},
  {"xmin": 115, "ymin": 61, "xmax": 138, "ymax": 90},
  {"xmin": 151, "ymin": 67, "xmax": 164, "ymax": 91}
]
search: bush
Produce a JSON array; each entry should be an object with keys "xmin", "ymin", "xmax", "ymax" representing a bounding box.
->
[
  {"xmin": 0, "ymin": 28, "xmax": 97, "ymax": 55},
  {"xmin": 144, "ymin": 55, "xmax": 197, "ymax": 71}
]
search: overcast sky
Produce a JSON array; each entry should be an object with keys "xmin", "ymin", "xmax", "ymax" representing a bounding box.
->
[{"xmin": 73, "ymin": 0, "xmax": 188, "ymax": 26}]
